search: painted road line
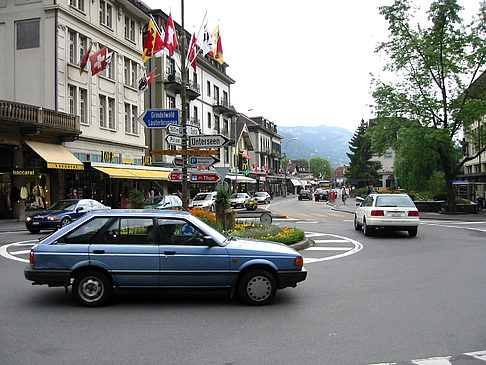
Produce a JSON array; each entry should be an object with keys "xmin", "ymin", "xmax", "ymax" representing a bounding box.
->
[
  {"xmin": 295, "ymin": 221, "xmax": 319, "ymax": 224},
  {"xmin": 306, "ymin": 247, "xmax": 352, "ymax": 251},
  {"xmin": 10, "ymin": 249, "xmax": 31, "ymax": 255},
  {"xmin": 295, "ymin": 213, "xmax": 310, "ymax": 217},
  {"xmin": 425, "ymin": 223, "xmax": 486, "ymax": 233},
  {"xmin": 464, "ymin": 350, "xmax": 486, "ymax": 361},
  {"xmin": 302, "ymin": 232, "xmax": 363, "ymax": 264},
  {"xmin": 411, "ymin": 356, "xmax": 452, "ymax": 364},
  {"xmin": 313, "ymin": 239, "xmax": 350, "ymax": 244},
  {"xmin": 0, "ymin": 240, "xmax": 36, "ymax": 263},
  {"xmin": 310, "ymin": 213, "xmax": 326, "ymax": 216},
  {"xmin": 305, "ymin": 232, "xmax": 326, "ymax": 237}
]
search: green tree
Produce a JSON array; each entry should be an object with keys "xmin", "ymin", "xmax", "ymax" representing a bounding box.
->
[
  {"xmin": 309, "ymin": 157, "xmax": 333, "ymax": 179},
  {"xmin": 372, "ymin": 0, "xmax": 486, "ymax": 211},
  {"xmin": 346, "ymin": 120, "xmax": 382, "ymax": 188}
]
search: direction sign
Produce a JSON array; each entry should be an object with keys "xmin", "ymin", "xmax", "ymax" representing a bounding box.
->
[
  {"xmin": 166, "ymin": 124, "xmax": 200, "ymax": 136},
  {"xmin": 169, "ymin": 172, "xmax": 220, "ymax": 183},
  {"xmin": 138, "ymin": 109, "xmax": 180, "ymax": 128},
  {"xmin": 150, "ymin": 149, "xmax": 220, "ymax": 156},
  {"xmin": 189, "ymin": 155, "xmax": 219, "ymax": 167},
  {"xmin": 189, "ymin": 134, "xmax": 230, "ymax": 149},
  {"xmin": 165, "ymin": 135, "xmax": 182, "ymax": 145}
]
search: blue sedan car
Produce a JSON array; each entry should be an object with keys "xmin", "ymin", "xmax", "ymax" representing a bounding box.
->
[
  {"xmin": 25, "ymin": 199, "xmax": 109, "ymax": 233},
  {"xmin": 24, "ymin": 210, "xmax": 307, "ymax": 306}
]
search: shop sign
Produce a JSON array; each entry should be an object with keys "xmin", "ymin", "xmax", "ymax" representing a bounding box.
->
[
  {"xmin": 101, "ymin": 151, "xmax": 115, "ymax": 162},
  {"xmin": 47, "ymin": 163, "xmax": 84, "ymax": 170},
  {"xmin": 169, "ymin": 172, "xmax": 220, "ymax": 183},
  {"xmin": 143, "ymin": 156, "xmax": 152, "ymax": 166},
  {"xmin": 169, "ymin": 172, "xmax": 183, "ymax": 181},
  {"xmin": 12, "ymin": 169, "xmax": 35, "ymax": 176},
  {"xmin": 121, "ymin": 155, "xmax": 135, "ymax": 164}
]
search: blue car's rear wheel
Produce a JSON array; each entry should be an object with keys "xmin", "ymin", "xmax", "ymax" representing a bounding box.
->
[{"xmin": 73, "ymin": 270, "xmax": 112, "ymax": 307}]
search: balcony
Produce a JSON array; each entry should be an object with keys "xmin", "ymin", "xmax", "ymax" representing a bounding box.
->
[
  {"xmin": 164, "ymin": 72, "xmax": 201, "ymax": 100},
  {"xmin": 0, "ymin": 99, "xmax": 80, "ymax": 137},
  {"xmin": 213, "ymin": 98, "xmax": 237, "ymax": 116}
]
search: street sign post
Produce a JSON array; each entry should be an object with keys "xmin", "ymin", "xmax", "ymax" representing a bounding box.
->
[
  {"xmin": 169, "ymin": 172, "xmax": 220, "ymax": 183},
  {"xmin": 166, "ymin": 124, "xmax": 200, "ymax": 136},
  {"xmin": 138, "ymin": 109, "xmax": 180, "ymax": 128},
  {"xmin": 188, "ymin": 155, "xmax": 219, "ymax": 167},
  {"xmin": 188, "ymin": 134, "xmax": 230, "ymax": 149}
]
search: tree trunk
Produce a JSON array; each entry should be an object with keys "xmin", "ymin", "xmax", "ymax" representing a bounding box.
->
[{"xmin": 441, "ymin": 152, "xmax": 457, "ymax": 212}]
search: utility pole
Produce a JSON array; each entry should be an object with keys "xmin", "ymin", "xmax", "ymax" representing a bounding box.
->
[{"xmin": 180, "ymin": 0, "xmax": 189, "ymax": 209}]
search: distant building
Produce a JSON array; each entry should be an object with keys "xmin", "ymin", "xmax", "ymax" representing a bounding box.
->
[{"xmin": 333, "ymin": 166, "xmax": 350, "ymax": 187}]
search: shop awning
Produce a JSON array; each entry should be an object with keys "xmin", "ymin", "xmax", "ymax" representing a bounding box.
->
[
  {"xmin": 239, "ymin": 152, "xmax": 252, "ymax": 160},
  {"xmin": 93, "ymin": 166, "xmax": 170, "ymax": 180},
  {"xmin": 226, "ymin": 174, "xmax": 256, "ymax": 183},
  {"xmin": 290, "ymin": 179, "xmax": 302, "ymax": 186},
  {"xmin": 25, "ymin": 141, "xmax": 84, "ymax": 170}
]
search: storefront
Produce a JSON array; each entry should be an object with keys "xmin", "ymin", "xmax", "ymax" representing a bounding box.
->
[{"xmin": 225, "ymin": 174, "xmax": 257, "ymax": 194}]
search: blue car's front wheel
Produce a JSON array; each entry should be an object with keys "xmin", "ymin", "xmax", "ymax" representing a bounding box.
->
[{"xmin": 238, "ymin": 269, "xmax": 276, "ymax": 306}]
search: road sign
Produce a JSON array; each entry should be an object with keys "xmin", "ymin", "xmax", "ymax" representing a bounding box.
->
[
  {"xmin": 166, "ymin": 124, "xmax": 200, "ymax": 136},
  {"xmin": 150, "ymin": 149, "xmax": 220, "ymax": 156},
  {"xmin": 173, "ymin": 157, "xmax": 183, "ymax": 167},
  {"xmin": 189, "ymin": 134, "xmax": 230, "ymax": 149},
  {"xmin": 138, "ymin": 109, "xmax": 180, "ymax": 128},
  {"xmin": 169, "ymin": 172, "xmax": 220, "ymax": 183},
  {"xmin": 189, "ymin": 155, "xmax": 219, "ymax": 167},
  {"xmin": 165, "ymin": 135, "xmax": 182, "ymax": 145}
]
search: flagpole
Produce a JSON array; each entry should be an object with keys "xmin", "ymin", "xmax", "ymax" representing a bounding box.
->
[{"xmin": 180, "ymin": 0, "xmax": 189, "ymax": 209}]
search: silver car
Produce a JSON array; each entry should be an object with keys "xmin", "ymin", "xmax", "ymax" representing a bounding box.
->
[
  {"xmin": 230, "ymin": 193, "xmax": 251, "ymax": 208},
  {"xmin": 189, "ymin": 191, "xmax": 217, "ymax": 211}
]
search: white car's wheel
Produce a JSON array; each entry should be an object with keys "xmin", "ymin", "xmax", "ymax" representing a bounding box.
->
[
  {"xmin": 354, "ymin": 215, "xmax": 361, "ymax": 230},
  {"xmin": 362, "ymin": 218, "xmax": 372, "ymax": 236}
]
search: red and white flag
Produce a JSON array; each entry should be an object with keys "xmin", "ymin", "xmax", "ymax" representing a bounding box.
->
[
  {"xmin": 79, "ymin": 43, "xmax": 92, "ymax": 75},
  {"xmin": 188, "ymin": 33, "xmax": 197, "ymax": 71},
  {"xmin": 138, "ymin": 69, "xmax": 156, "ymax": 95},
  {"xmin": 89, "ymin": 46, "xmax": 112, "ymax": 76},
  {"xmin": 164, "ymin": 13, "xmax": 178, "ymax": 58},
  {"xmin": 146, "ymin": 70, "xmax": 155, "ymax": 84}
]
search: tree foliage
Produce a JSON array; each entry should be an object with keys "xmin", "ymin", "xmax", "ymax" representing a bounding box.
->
[
  {"xmin": 346, "ymin": 120, "xmax": 382, "ymax": 188},
  {"xmin": 309, "ymin": 157, "xmax": 333, "ymax": 179},
  {"xmin": 372, "ymin": 0, "xmax": 486, "ymax": 210}
]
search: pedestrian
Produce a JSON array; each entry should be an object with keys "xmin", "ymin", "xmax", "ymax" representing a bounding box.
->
[{"xmin": 341, "ymin": 188, "xmax": 347, "ymax": 205}]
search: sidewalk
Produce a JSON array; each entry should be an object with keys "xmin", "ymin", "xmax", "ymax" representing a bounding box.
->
[
  {"xmin": 330, "ymin": 197, "xmax": 486, "ymax": 222},
  {"xmin": 0, "ymin": 219, "xmax": 28, "ymax": 232}
]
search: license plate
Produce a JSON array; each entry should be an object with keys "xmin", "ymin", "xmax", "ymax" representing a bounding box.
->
[
  {"xmin": 32, "ymin": 222, "xmax": 40, "ymax": 225},
  {"xmin": 390, "ymin": 212, "xmax": 402, "ymax": 217}
]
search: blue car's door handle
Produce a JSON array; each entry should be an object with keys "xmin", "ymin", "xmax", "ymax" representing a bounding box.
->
[
  {"xmin": 93, "ymin": 250, "xmax": 105, "ymax": 254},
  {"xmin": 164, "ymin": 251, "xmax": 176, "ymax": 255}
]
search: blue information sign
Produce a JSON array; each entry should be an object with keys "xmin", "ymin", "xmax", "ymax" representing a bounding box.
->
[{"xmin": 138, "ymin": 109, "xmax": 180, "ymax": 128}]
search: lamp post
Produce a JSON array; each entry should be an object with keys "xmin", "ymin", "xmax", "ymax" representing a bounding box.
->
[{"xmin": 282, "ymin": 137, "xmax": 299, "ymax": 197}]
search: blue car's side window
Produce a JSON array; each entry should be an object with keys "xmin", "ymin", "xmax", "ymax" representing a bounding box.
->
[
  {"xmin": 58, "ymin": 217, "xmax": 110, "ymax": 244},
  {"xmin": 100, "ymin": 218, "xmax": 157, "ymax": 245},
  {"xmin": 158, "ymin": 218, "xmax": 205, "ymax": 245}
]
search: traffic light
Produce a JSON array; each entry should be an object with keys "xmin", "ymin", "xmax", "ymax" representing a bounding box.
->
[{"xmin": 245, "ymin": 170, "xmax": 249, "ymax": 176}]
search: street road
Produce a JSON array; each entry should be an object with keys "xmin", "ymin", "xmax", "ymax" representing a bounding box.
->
[{"xmin": 1, "ymin": 197, "xmax": 486, "ymax": 365}]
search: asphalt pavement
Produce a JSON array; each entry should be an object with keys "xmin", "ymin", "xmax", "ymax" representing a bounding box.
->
[{"xmin": 1, "ymin": 196, "xmax": 485, "ymax": 233}]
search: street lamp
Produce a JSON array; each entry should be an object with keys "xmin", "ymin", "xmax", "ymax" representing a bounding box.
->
[{"xmin": 282, "ymin": 137, "xmax": 299, "ymax": 197}]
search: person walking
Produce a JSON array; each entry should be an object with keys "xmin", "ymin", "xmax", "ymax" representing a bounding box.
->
[{"xmin": 341, "ymin": 187, "xmax": 347, "ymax": 205}]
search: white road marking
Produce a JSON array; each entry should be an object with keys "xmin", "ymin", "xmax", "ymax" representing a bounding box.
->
[
  {"xmin": 305, "ymin": 232, "xmax": 325, "ymax": 237},
  {"xmin": 424, "ymin": 222, "xmax": 486, "ymax": 233},
  {"xmin": 10, "ymin": 250, "xmax": 31, "ymax": 255},
  {"xmin": 411, "ymin": 356, "xmax": 452, "ymax": 364},
  {"xmin": 303, "ymin": 232, "xmax": 363, "ymax": 264},
  {"xmin": 464, "ymin": 350, "xmax": 486, "ymax": 361},
  {"xmin": 306, "ymin": 247, "xmax": 352, "ymax": 251},
  {"xmin": 0, "ymin": 240, "xmax": 36, "ymax": 263},
  {"xmin": 313, "ymin": 239, "xmax": 349, "ymax": 244},
  {"xmin": 296, "ymin": 221, "xmax": 320, "ymax": 224}
]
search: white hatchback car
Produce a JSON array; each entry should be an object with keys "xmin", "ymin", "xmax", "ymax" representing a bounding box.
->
[
  {"xmin": 354, "ymin": 193, "xmax": 420, "ymax": 237},
  {"xmin": 189, "ymin": 191, "xmax": 217, "ymax": 211}
]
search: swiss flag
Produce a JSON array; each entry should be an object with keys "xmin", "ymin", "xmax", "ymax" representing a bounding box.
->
[
  {"xmin": 188, "ymin": 33, "xmax": 197, "ymax": 71},
  {"xmin": 89, "ymin": 46, "xmax": 111, "ymax": 76},
  {"xmin": 147, "ymin": 70, "xmax": 155, "ymax": 84},
  {"xmin": 164, "ymin": 13, "xmax": 178, "ymax": 58}
]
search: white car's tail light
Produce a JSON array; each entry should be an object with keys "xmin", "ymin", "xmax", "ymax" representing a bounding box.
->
[
  {"xmin": 408, "ymin": 211, "xmax": 420, "ymax": 216},
  {"xmin": 371, "ymin": 210, "xmax": 384, "ymax": 216}
]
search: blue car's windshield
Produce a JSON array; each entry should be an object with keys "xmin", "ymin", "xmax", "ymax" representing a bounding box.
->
[{"xmin": 48, "ymin": 200, "xmax": 77, "ymax": 211}]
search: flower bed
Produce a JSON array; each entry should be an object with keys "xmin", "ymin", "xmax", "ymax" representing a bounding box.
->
[{"xmin": 230, "ymin": 223, "xmax": 305, "ymax": 245}]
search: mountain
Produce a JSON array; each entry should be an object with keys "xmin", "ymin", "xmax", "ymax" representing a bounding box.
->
[{"xmin": 279, "ymin": 125, "xmax": 353, "ymax": 167}]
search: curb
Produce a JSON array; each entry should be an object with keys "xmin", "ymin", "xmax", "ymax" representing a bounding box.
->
[{"xmin": 290, "ymin": 237, "xmax": 314, "ymax": 251}]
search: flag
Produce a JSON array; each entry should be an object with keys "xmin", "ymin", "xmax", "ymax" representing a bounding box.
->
[
  {"xmin": 164, "ymin": 13, "xmax": 178, "ymax": 58},
  {"xmin": 137, "ymin": 69, "xmax": 156, "ymax": 95},
  {"xmin": 211, "ymin": 25, "xmax": 224, "ymax": 64},
  {"xmin": 79, "ymin": 43, "xmax": 92, "ymax": 75},
  {"xmin": 89, "ymin": 46, "xmax": 112, "ymax": 76},
  {"xmin": 142, "ymin": 19, "xmax": 165, "ymax": 62},
  {"xmin": 188, "ymin": 33, "xmax": 197, "ymax": 71},
  {"xmin": 196, "ymin": 22, "xmax": 213, "ymax": 57},
  {"xmin": 279, "ymin": 166, "xmax": 284, "ymax": 174}
]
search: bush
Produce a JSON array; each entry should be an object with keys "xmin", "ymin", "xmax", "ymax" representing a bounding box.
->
[
  {"xmin": 245, "ymin": 199, "xmax": 258, "ymax": 210},
  {"xmin": 129, "ymin": 189, "xmax": 144, "ymax": 208}
]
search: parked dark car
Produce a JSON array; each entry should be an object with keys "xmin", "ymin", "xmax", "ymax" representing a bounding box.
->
[
  {"xmin": 298, "ymin": 190, "xmax": 313, "ymax": 201},
  {"xmin": 314, "ymin": 188, "xmax": 329, "ymax": 201},
  {"xmin": 24, "ymin": 210, "xmax": 307, "ymax": 306},
  {"xmin": 25, "ymin": 199, "xmax": 110, "ymax": 233}
]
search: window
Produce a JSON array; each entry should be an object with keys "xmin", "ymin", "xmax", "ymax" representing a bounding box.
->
[
  {"xmin": 68, "ymin": 85, "xmax": 76, "ymax": 115},
  {"xmin": 59, "ymin": 217, "xmax": 110, "ymax": 244},
  {"xmin": 166, "ymin": 57, "xmax": 175, "ymax": 75},
  {"xmin": 207, "ymin": 112, "xmax": 211, "ymax": 128},
  {"xmin": 124, "ymin": 16, "xmax": 136, "ymax": 42},
  {"xmin": 157, "ymin": 219, "xmax": 206, "ymax": 246},
  {"xmin": 100, "ymin": 95, "xmax": 115, "ymax": 129},
  {"xmin": 100, "ymin": 1, "xmax": 113, "ymax": 28},
  {"xmin": 68, "ymin": 30, "xmax": 88, "ymax": 66},
  {"xmin": 124, "ymin": 58, "xmax": 138, "ymax": 88},
  {"xmin": 68, "ymin": 30, "xmax": 77, "ymax": 64},
  {"xmin": 16, "ymin": 20, "xmax": 40, "ymax": 50},
  {"xmin": 206, "ymin": 81, "xmax": 211, "ymax": 96},
  {"xmin": 214, "ymin": 114, "xmax": 220, "ymax": 132},
  {"xmin": 70, "ymin": 0, "xmax": 85, "ymax": 12},
  {"xmin": 213, "ymin": 85, "xmax": 220, "ymax": 102},
  {"xmin": 124, "ymin": 103, "xmax": 138, "ymax": 134},
  {"xmin": 68, "ymin": 85, "xmax": 88, "ymax": 124},
  {"xmin": 166, "ymin": 95, "xmax": 176, "ymax": 109},
  {"xmin": 102, "ymin": 218, "xmax": 156, "ymax": 245}
]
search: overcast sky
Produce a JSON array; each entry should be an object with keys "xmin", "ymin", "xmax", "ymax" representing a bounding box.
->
[{"xmin": 143, "ymin": 0, "xmax": 481, "ymax": 133}]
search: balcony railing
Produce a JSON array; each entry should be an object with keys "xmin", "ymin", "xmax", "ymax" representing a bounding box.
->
[
  {"xmin": 164, "ymin": 72, "xmax": 200, "ymax": 100},
  {"xmin": 213, "ymin": 98, "xmax": 237, "ymax": 116},
  {"xmin": 0, "ymin": 99, "xmax": 80, "ymax": 132}
]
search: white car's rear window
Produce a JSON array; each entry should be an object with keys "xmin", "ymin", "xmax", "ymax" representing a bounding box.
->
[{"xmin": 376, "ymin": 195, "xmax": 415, "ymax": 207}]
